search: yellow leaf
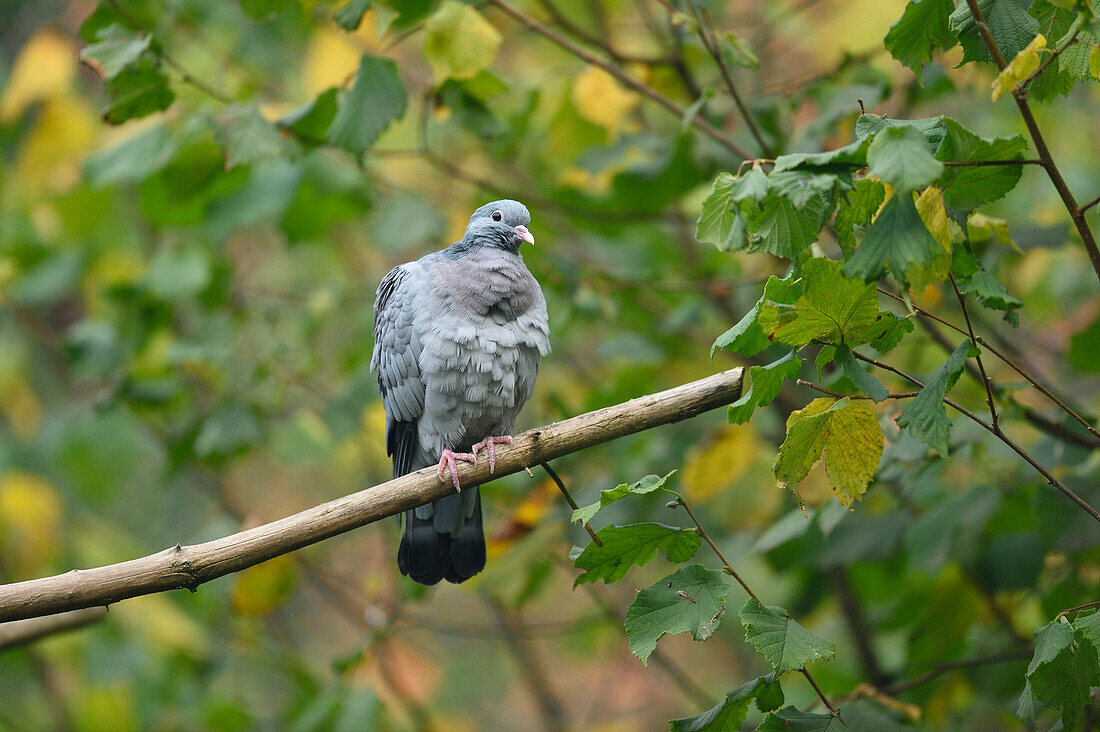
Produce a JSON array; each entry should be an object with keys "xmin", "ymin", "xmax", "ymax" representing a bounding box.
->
[
  {"xmin": 1090, "ymin": 46, "xmax": 1100, "ymax": 80},
  {"xmin": 303, "ymin": 27, "xmax": 362, "ymax": 96},
  {"xmin": 15, "ymin": 94, "xmax": 99, "ymax": 193},
  {"xmin": 0, "ymin": 30, "xmax": 75, "ymax": 122},
  {"xmin": 423, "ymin": 1, "xmax": 502, "ymax": 83},
  {"xmin": 992, "ymin": 34, "xmax": 1046, "ymax": 102},
  {"xmin": 0, "ymin": 471, "xmax": 62, "ymax": 576},
  {"xmin": 967, "ymin": 212, "xmax": 1018, "ymax": 252},
  {"xmin": 681, "ymin": 427, "xmax": 759, "ymax": 501},
  {"xmin": 909, "ymin": 186, "xmax": 953, "ymax": 292},
  {"xmin": 232, "ymin": 554, "xmax": 298, "ymax": 615},
  {"xmin": 572, "ymin": 66, "xmax": 639, "ymax": 135}
]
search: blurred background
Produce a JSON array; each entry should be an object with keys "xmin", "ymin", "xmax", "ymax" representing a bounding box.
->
[{"xmin": 1, "ymin": 0, "xmax": 1098, "ymax": 729}]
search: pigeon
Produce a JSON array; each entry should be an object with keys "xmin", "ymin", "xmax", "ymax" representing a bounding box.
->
[{"xmin": 370, "ymin": 200, "xmax": 550, "ymax": 585}]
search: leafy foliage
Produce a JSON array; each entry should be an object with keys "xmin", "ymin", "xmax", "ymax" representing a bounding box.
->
[
  {"xmin": 572, "ymin": 523, "xmax": 700, "ymax": 586},
  {"xmin": 896, "ymin": 341, "xmax": 979, "ymax": 454},
  {"xmin": 669, "ymin": 674, "xmax": 783, "ymax": 731},
  {"xmin": 740, "ymin": 598, "xmax": 836, "ymax": 673},
  {"xmin": 625, "ymin": 564, "xmax": 730, "ymax": 665}
]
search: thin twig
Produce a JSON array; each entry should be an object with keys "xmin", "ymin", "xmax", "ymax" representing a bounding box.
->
[
  {"xmin": 848, "ymin": 350, "xmax": 1100, "ymax": 522},
  {"xmin": 487, "ymin": 0, "xmax": 751, "ymax": 159},
  {"xmin": 1056, "ymin": 599, "xmax": 1100, "ymax": 621},
  {"xmin": 949, "ymin": 275, "xmax": 999, "ymax": 430},
  {"xmin": 540, "ymin": 462, "xmax": 602, "ymax": 547},
  {"xmin": 1082, "ymin": 193, "xmax": 1100, "ymax": 212},
  {"xmin": 962, "ymin": 0, "xmax": 1100, "ymax": 284},
  {"xmin": 796, "ymin": 380, "xmax": 919, "ymax": 401},
  {"xmin": 877, "ymin": 287, "xmax": 1100, "ymax": 441},
  {"xmin": 881, "ymin": 650, "xmax": 1031, "ymax": 695}
]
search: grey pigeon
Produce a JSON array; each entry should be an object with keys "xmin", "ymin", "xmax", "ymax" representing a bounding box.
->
[{"xmin": 370, "ymin": 200, "xmax": 550, "ymax": 585}]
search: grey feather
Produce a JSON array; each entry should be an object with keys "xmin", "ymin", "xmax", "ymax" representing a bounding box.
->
[{"xmin": 371, "ymin": 199, "xmax": 549, "ymax": 585}]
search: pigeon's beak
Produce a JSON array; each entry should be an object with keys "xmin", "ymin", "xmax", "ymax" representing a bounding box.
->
[{"xmin": 514, "ymin": 225, "xmax": 535, "ymax": 245}]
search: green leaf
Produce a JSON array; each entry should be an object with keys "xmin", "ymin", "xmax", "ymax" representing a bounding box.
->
[
  {"xmin": 143, "ymin": 248, "xmax": 211, "ymax": 300},
  {"xmin": 935, "ymin": 117, "xmax": 1028, "ymax": 210},
  {"xmin": 745, "ymin": 193, "xmax": 830, "ymax": 260},
  {"xmin": 834, "ymin": 179, "xmax": 886, "ymax": 257},
  {"xmin": 1026, "ymin": 620, "xmax": 1100, "ymax": 728},
  {"xmin": 950, "ymin": 0, "xmax": 1040, "ymax": 66},
  {"xmin": 278, "ymin": 89, "xmax": 340, "ymax": 145},
  {"xmin": 867, "ymin": 125, "xmax": 944, "ymax": 192},
  {"xmin": 855, "ymin": 114, "xmax": 947, "ymax": 148},
  {"xmin": 698, "ymin": 173, "xmax": 745, "ymax": 251},
  {"xmin": 834, "ymin": 343, "xmax": 889, "ymax": 402},
  {"xmin": 1016, "ymin": 680, "xmax": 1042, "ymax": 722},
  {"xmin": 772, "ymin": 138, "xmax": 869, "ymax": 172},
  {"xmin": 1069, "ymin": 314, "xmax": 1100, "ymax": 374},
  {"xmin": 327, "ymin": 54, "xmax": 407, "ymax": 153},
  {"xmin": 884, "ymin": 0, "xmax": 957, "ymax": 80},
  {"xmin": 625, "ymin": 565, "xmax": 729, "ymax": 665},
  {"xmin": 669, "ymin": 675, "xmax": 782, "ymax": 731},
  {"xmin": 962, "ymin": 270, "xmax": 1023, "ymax": 325},
  {"xmin": 867, "ymin": 312, "xmax": 915, "ymax": 353},
  {"xmin": 102, "ymin": 57, "xmax": 175, "ymax": 124},
  {"xmin": 896, "ymin": 340, "xmax": 977, "ymax": 455},
  {"xmin": 423, "ymin": 0, "xmax": 502, "ymax": 83},
  {"xmin": 1075, "ymin": 611, "xmax": 1100, "ymax": 647},
  {"xmin": 333, "ymin": 0, "xmax": 372, "ymax": 30},
  {"xmin": 769, "ymin": 170, "xmax": 852, "ymax": 210},
  {"xmin": 719, "ymin": 32, "xmax": 759, "ymax": 69},
  {"xmin": 81, "ymin": 24, "xmax": 154, "ymax": 79},
  {"xmin": 774, "ymin": 397, "xmax": 884, "ymax": 506},
  {"xmin": 571, "ymin": 470, "xmax": 676, "ymax": 525},
  {"xmin": 740, "ymin": 597, "xmax": 836, "ymax": 673},
  {"xmin": 712, "ymin": 273, "xmax": 802, "ymax": 359},
  {"xmin": 215, "ymin": 105, "xmax": 288, "ymax": 169},
  {"xmin": 84, "ymin": 124, "xmax": 177, "ymax": 185},
  {"xmin": 573, "ymin": 523, "xmax": 700, "ymax": 587},
  {"xmin": 194, "ymin": 406, "xmax": 263, "ymax": 459},
  {"xmin": 728, "ymin": 351, "xmax": 802, "ymax": 424},
  {"xmin": 759, "ymin": 258, "xmax": 880, "ymax": 347},
  {"xmin": 842, "ymin": 193, "xmax": 941, "ymax": 283},
  {"xmin": 757, "ymin": 707, "xmax": 847, "ymax": 732}
]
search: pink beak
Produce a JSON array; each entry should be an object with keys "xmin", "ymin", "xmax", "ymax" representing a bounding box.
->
[{"xmin": 515, "ymin": 225, "xmax": 535, "ymax": 245}]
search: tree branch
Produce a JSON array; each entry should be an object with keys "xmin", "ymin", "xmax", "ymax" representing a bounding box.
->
[
  {"xmin": 0, "ymin": 369, "xmax": 743, "ymax": 623},
  {"xmin": 487, "ymin": 0, "xmax": 752, "ymax": 159},
  {"xmin": 0, "ymin": 608, "xmax": 107, "ymax": 650},
  {"xmin": 962, "ymin": 0, "xmax": 1100, "ymax": 284},
  {"xmin": 949, "ymin": 275, "xmax": 999, "ymax": 430}
]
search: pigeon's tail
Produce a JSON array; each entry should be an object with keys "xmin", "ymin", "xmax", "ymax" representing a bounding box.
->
[{"xmin": 398, "ymin": 489, "xmax": 486, "ymax": 585}]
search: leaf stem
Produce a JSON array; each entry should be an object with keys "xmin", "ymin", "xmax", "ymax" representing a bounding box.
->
[
  {"xmin": 879, "ymin": 650, "xmax": 1031, "ymax": 695},
  {"xmin": 796, "ymin": 379, "xmax": 919, "ymax": 401},
  {"xmin": 1055, "ymin": 599, "xmax": 1100, "ymax": 622},
  {"xmin": 541, "ymin": 462, "xmax": 603, "ymax": 547}
]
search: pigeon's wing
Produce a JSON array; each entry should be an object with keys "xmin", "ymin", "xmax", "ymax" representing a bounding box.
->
[{"xmin": 370, "ymin": 264, "xmax": 427, "ymax": 477}]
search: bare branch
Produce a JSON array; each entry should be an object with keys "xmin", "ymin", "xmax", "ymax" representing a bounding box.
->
[
  {"xmin": 0, "ymin": 369, "xmax": 743, "ymax": 623},
  {"xmin": 0, "ymin": 608, "xmax": 107, "ymax": 650},
  {"xmin": 949, "ymin": 275, "xmax": 999, "ymax": 430}
]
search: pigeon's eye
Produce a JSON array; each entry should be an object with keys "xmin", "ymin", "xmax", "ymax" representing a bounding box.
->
[{"xmin": 491, "ymin": 210, "xmax": 503, "ymax": 222}]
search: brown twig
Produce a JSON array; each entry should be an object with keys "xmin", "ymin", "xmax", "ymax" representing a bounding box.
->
[
  {"xmin": 962, "ymin": 0, "xmax": 1100, "ymax": 284},
  {"xmin": 848, "ymin": 350, "xmax": 1100, "ymax": 522},
  {"xmin": 881, "ymin": 650, "xmax": 1031, "ymax": 695},
  {"xmin": 1021, "ymin": 28, "xmax": 1080, "ymax": 90},
  {"xmin": 487, "ymin": 0, "xmax": 751, "ymax": 159},
  {"xmin": 949, "ymin": 275, "xmax": 999, "ymax": 430},
  {"xmin": 0, "ymin": 608, "xmax": 107, "ymax": 649},
  {"xmin": 540, "ymin": 462, "xmax": 602, "ymax": 547},
  {"xmin": 1082, "ymin": 193, "xmax": 1100, "ymax": 213},
  {"xmin": 796, "ymin": 380, "xmax": 920, "ymax": 401},
  {"xmin": 1056, "ymin": 599, "xmax": 1100, "ymax": 621}
]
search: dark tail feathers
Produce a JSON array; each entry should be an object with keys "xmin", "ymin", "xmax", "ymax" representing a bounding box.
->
[{"xmin": 397, "ymin": 489, "xmax": 486, "ymax": 585}]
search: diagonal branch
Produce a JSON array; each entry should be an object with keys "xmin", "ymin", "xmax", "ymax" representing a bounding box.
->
[
  {"xmin": 487, "ymin": 0, "xmax": 751, "ymax": 159},
  {"xmin": 0, "ymin": 608, "xmax": 107, "ymax": 650},
  {"xmin": 0, "ymin": 369, "xmax": 743, "ymax": 623}
]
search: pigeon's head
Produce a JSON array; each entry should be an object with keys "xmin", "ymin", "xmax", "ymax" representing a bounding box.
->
[{"xmin": 462, "ymin": 199, "xmax": 534, "ymax": 253}]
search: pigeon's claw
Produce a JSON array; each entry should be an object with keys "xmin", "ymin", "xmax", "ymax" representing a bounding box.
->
[
  {"xmin": 436, "ymin": 448, "xmax": 477, "ymax": 491},
  {"xmin": 471, "ymin": 435, "xmax": 514, "ymax": 474}
]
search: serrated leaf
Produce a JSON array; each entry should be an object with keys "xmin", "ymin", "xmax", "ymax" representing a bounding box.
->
[
  {"xmin": 867, "ymin": 312, "xmax": 914, "ymax": 352},
  {"xmin": 571, "ymin": 470, "xmax": 676, "ymax": 525},
  {"xmin": 215, "ymin": 105, "xmax": 288, "ymax": 169},
  {"xmin": 669, "ymin": 675, "xmax": 783, "ymax": 732},
  {"xmin": 729, "ymin": 351, "xmax": 802, "ymax": 424},
  {"xmin": 1026, "ymin": 620, "xmax": 1100, "ymax": 728},
  {"xmin": 740, "ymin": 598, "xmax": 836, "ymax": 673},
  {"xmin": 1016, "ymin": 680, "xmax": 1042, "ymax": 721},
  {"xmin": 992, "ymin": 34, "xmax": 1046, "ymax": 100},
  {"xmin": 834, "ymin": 179, "xmax": 886, "ymax": 257},
  {"xmin": 327, "ymin": 54, "xmax": 406, "ymax": 153},
  {"xmin": 1075, "ymin": 611, "xmax": 1100, "ymax": 647},
  {"xmin": 712, "ymin": 274, "xmax": 802, "ymax": 358},
  {"xmin": 80, "ymin": 24, "xmax": 154, "ymax": 79},
  {"xmin": 698, "ymin": 172, "xmax": 751, "ymax": 251},
  {"xmin": 757, "ymin": 706, "xmax": 846, "ymax": 731},
  {"xmin": 855, "ymin": 114, "xmax": 947, "ymax": 148},
  {"xmin": 333, "ymin": 0, "xmax": 371, "ymax": 30},
  {"xmin": 573, "ymin": 523, "xmax": 700, "ymax": 587},
  {"xmin": 908, "ymin": 184, "xmax": 954, "ymax": 291},
  {"xmin": 745, "ymin": 193, "xmax": 829, "ymax": 260},
  {"xmin": 769, "ymin": 170, "xmax": 852, "ymax": 210},
  {"xmin": 626, "ymin": 565, "xmax": 729, "ymax": 665},
  {"xmin": 759, "ymin": 258, "xmax": 879, "ymax": 347},
  {"xmin": 423, "ymin": 0, "xmax": 501, "ymax": 83},
  {"xmin": 84, "ymin": 123, "xmax": 177, "ymax": 185},
  {"xmin": 896, "ymin": 340, "xmax": 977, "ymax": 455},
  {"xmin": 834, "ymin": 343, "xmax": 889, "ymax": 402},
  {"xmin": 774, "ymin": 397, "xmax": 884, "ymax": 506},
  {"xmin": 950, "ymin": 0, "xmax": 1040, "ymax": 66},
  {"xmin": 963, "ymin": 270, "xmax": 1023, "ymax": 325},
  {"xmin": 278, "ymin": 88, "xmax": 339, "ymax": 145},
  {"xmin": 772, "ymin": 138, "xmax": 869, "ymax": 172},
  {"xmin": 867, "ymin": 125, "xmax": 944, "ymax": 192},
  {"xmin": 935, "ymin": 117, "xmax": 1028, "ymax": 210},
  {"xmin": 1091, "ymin": 45, "xmax": 1100, "ymax": 79},
  {"xmin": 102, "ymin": 57, "xmax": 175, "ymax": 124},
  {"xmin": 884, "ymin": 0, "xmax": 957, "ymax": 81},
  {"xmin": 842, "ymin": 193, "xmax": 941, "ymax": 284}
]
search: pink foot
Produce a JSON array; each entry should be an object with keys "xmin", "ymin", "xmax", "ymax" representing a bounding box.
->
[
  {"xmin": 471, "ymin": 435, "xmax": 513, "ymax": 474},
  {"xmin": 436, "ymin": 448, "xmax": 477, "ymax": 491}
]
